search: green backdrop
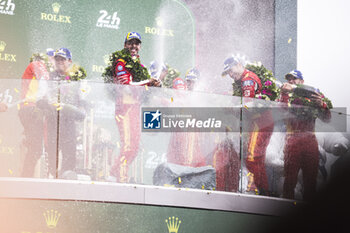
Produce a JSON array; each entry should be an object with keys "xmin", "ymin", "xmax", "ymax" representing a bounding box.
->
[
  {"xmin": 0, "ymin": 198, "xmax": 277, "ymax": 233},
  {"xmin": 0, "ymin": 0, "xmax": 195, "ymax": 79}
]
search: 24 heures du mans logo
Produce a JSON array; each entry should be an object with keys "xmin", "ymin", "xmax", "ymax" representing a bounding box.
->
[
  {"xmin": 0, "ymin": 40, "xmax": 16, "ymax": 62},
  {"xmin": 0, "ymin": 0, "xmax": 15, "ymax": 15},
  {"xmin": 41, "ymin": 2, "xmax": 71, "ymax": 24},
  {"xmin": 96, "ymin": 10, "xmax": 120, "ymax": 30}
]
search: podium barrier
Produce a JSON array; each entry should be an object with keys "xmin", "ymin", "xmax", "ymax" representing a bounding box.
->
[{"xmin": 0, "ymin": 79, "xmax": 347, "ymax": 200}]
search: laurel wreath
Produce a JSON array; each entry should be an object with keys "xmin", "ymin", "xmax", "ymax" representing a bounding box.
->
[
  {"xmin": 289, "ymin": 85, "xmax": 333, "ymax": 108},
  {"xmin": 66, "ymin": 64, "xmax": 87, "ymax": 81},
  {"xmin": 29, "ymin": 53, "xmax": 54, "ymax": 72},
  {"xmin": 232, "ymin": 62, "xmax": 280, "ymax": 101},
  {"xmin": 232, "ymin": 82, "xmax": 242, "ymax": 97},
  {"xmin": 162, "ymin": 65, "xmax": 181, "ymax": 88},
  {"xmin": 288, "ymin": 85, "xmax": 333, "ymax": 118},
  {"xmin": 102, "ymin": 48, "xmax": 150, "ymax": 83},
  {"xmin": 30, "ymin": 53, "xmax": 86, "ymax": 81}
]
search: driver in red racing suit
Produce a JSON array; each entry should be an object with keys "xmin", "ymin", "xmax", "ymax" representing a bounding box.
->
[
  {"xmin": 280, "ymin": 70, "xmax": 331, "ymax": 200},
  {"xmin": 166, "ymin": 73, "xmax": 207, "ymax": 167},
  {"xmin": 106, "ymin": 32, "xmax": 160, "ymax": 182},
  {"xmin": 19, "ymin": 51, "xmax": 52, "ymax": 177},
  {"xmin": 222, "ymin": 55, "xmax": 274, "ymax": 195}
]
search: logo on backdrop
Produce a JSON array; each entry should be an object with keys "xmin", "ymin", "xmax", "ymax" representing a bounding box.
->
[
  {"xmin": 0, "ymin": 0, "xmax": 15, "ymax": 15},
  {"xmin": 22, "ymin": 209, "xmax": 61, "ymax": 232},
  {"xmin": 143, "ymin": 110, "xmax": 162, "ymax": 129},
  {"xmin": 52, "ymin": 2, "xmax": 61, "ymax": 14},
  {"xmin": 96, "ymin": 10, "xmax": 120, "ymax": 30},
  {"xmin": 0, "ymin": 89, "xmax": 13, "ymax": 104},
  {"xmin": 156, "ymin": 17, "xmax": 163, "ymax": 27},
  {"xmin": 40, "ymin": 2, "xmax": 71, "ymax": 24},
  {"xmin": 0, "ymin": 40, "xmax": 16, "ymax": 62},
  {"xmin": 165, "ymin": 216, "xmax": 182, "ymax": 233},
  {"xmin": 0, "ymin": 41, "xmax": 5, "ymax": 52},
  {"xmin": 0, "ymin": 133, "xmax": 15, "ymax": 155},
  {"xmin": 44, "ymin": 209, "xmax": 61, "ymax": 229},
  {"xmin": 145, "ymin": 17, "xmax": 174, "ymax": 37},
  {"xmin": 92, "ymin": 54, "xmax": 110, "ymax": 73},
  {"xmin": 103, "ymin": 54, "xmax": 110, "ymax": 65}
]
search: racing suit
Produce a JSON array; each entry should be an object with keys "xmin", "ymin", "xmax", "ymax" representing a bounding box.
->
[
  {"xmin": 19, "ymin": 61, "xmax": 54, "ymax": 177},
  {"xmin": 213, "ymin": 137, "xmax": 240, "ymax": 192},
  {"xmin": 167, "ymin": 132, "xmax": 206, "ymax": 167},
  {"xmin": 166, "ymin": 78, "xmax": 206, "ymax": 168},
  {"xmin": 110, "ymin": 57, "xmax": 149, "ymax": 182},
  {"xmin": 281, "ymin": 92, "xmax": 331, "ymax": 200},
  {"xmin": 241, "ymin": 69, "xmax": 274, "ymax": 194}
]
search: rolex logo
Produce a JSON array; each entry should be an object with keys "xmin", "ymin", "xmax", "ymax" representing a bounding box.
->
[
  {"xmin": 41, "ymin": 2, "xmax": 71, "ymax": 24},
  {"xmin": 43, "ymin": 209, "xmax": 61, "ymax": 229},
  {"xmin": 52, "ymin": 2, "xmax": 61, "ymax": 14},
  {"xmin": 156, "ymin": 17, "xmax": 163, "ymax": 27},
  {"xmin": 145, "ymin": 17, "xmax": 174, "ymax": 37},
  {"xmin": 165, "ymin": 216, "xmax": 181, "ymax": 233},
  {"xmin": 0, "ymin": 40, "xmax": 16, "ymax": 62},
  {"xmin": 0, "ymin": 41, "xmax": 6, "ymax": 52},
  {"xmin": 92, "ymin": 54, "xmax": 110, "ymax": 73},
  {"xmin": 103, "ymin": 54, "xmax": 110, "ymax": 65}
]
